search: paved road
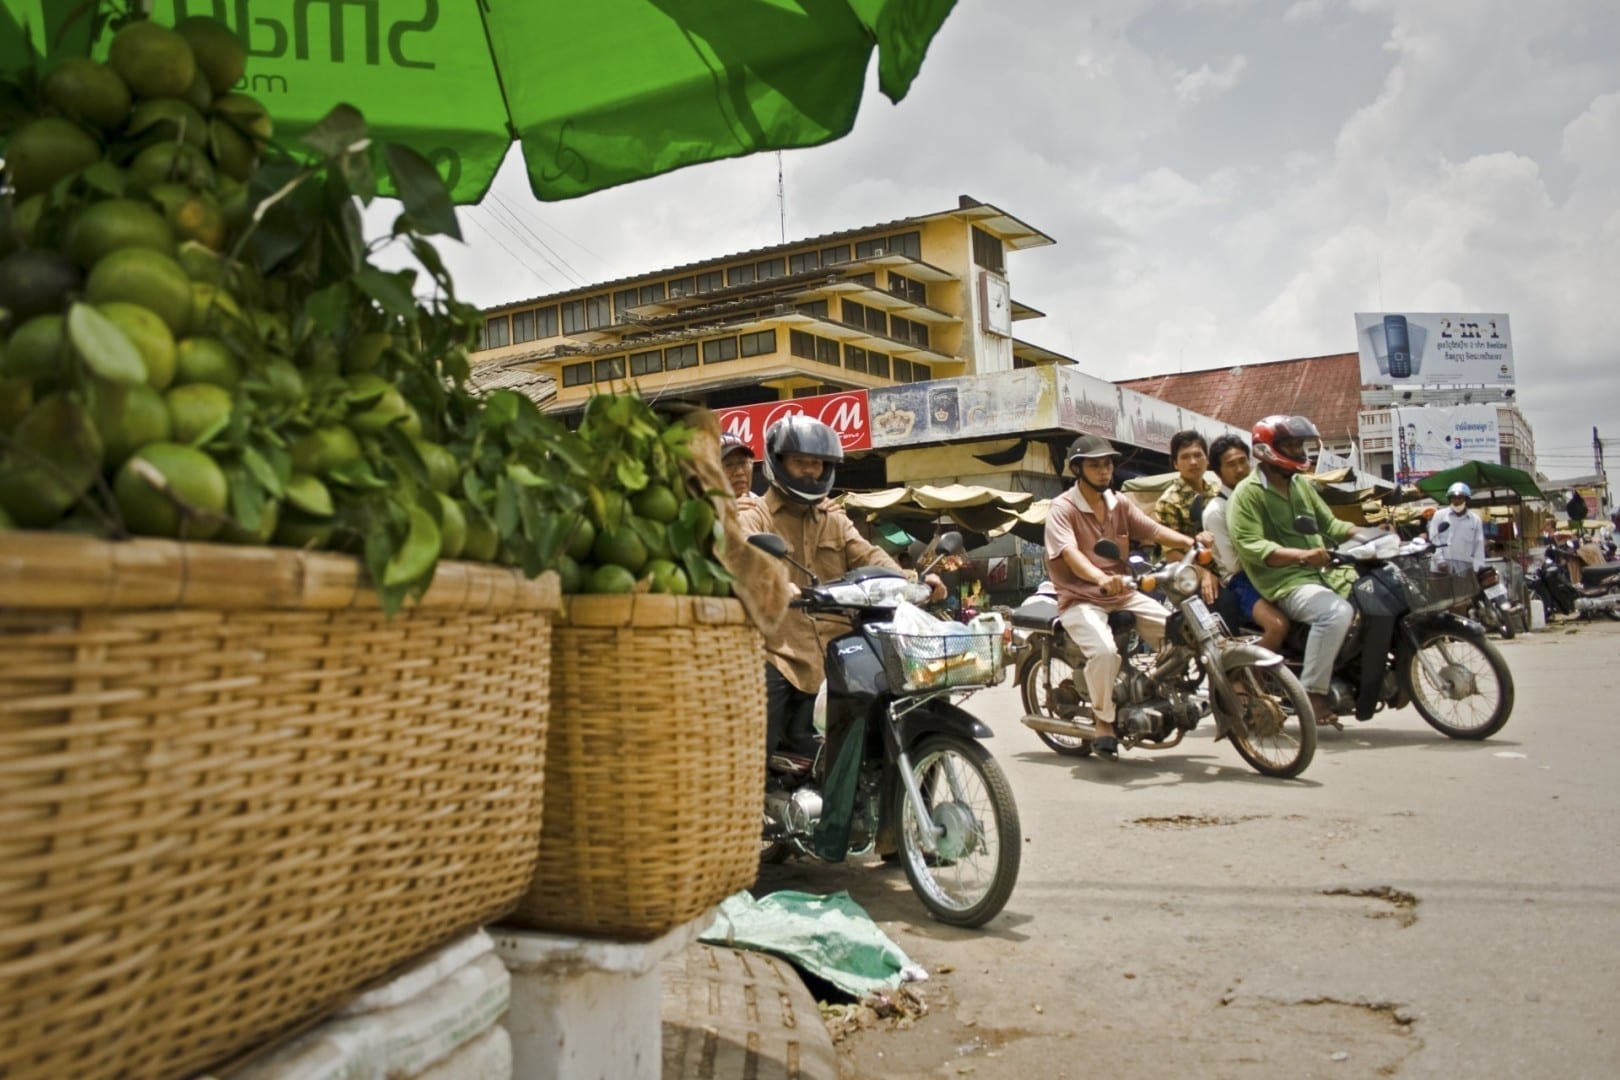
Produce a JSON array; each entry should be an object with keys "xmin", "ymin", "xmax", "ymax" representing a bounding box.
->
[{"xmin": 759, "ymin": 619, "xmax": 1620, "ymax": 1078}]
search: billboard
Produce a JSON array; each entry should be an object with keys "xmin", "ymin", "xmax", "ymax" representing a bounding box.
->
[
  {"xmin": 1355, "ymin": 313, "xmax": 1514, "ymax": 386},
  {"xmin": 1393, "ymin": 404, "xmax": 1501, "ymax": 482},
  {"xmin": 869, "ymin": 368, "xmax": 1055, "ymax": 449},
  {"xmin": 716, "ymin": 390, "xmax": 872, "ymax": 457}
]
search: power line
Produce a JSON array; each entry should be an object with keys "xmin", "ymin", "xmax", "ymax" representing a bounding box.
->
[
  {"xmin": 485, "ymin": 193, "xmax": 592, "ymax": 286},
  {"xmin": 477, "ymin": 198, "xmax": 586, "ymax": 289},
  {"xmin": 464, "ymin": 216, "xmax": 559, "ymax": 291}
]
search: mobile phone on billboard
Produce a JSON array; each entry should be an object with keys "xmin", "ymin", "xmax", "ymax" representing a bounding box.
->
[{"xmin": 1384, "ymin": 315, "xmax": 1411, "ymax": 378}]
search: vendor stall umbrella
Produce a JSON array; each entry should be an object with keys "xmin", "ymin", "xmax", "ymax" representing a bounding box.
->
[{"xmin": 2, "ymin": 0, "xmax": 957, "ymax": 205}]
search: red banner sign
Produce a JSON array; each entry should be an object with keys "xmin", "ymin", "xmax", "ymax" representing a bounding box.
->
[{"xmin": 716, "ymin": 390, "xmax": 873, "ymax": 458}]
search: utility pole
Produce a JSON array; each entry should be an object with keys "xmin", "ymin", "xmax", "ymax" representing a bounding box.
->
[
  {"xmin": 1596, "ymin": 427, "xmax": 1610, "ymax": 515},
  {"xmin": 776, "ymin": 151, "xmax": 786, "ymax": 244}
]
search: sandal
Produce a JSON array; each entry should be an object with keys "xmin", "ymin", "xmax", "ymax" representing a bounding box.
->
[{"xmin": 1093, "ymin": 735, "xmax": 1119, "ymax": 760}]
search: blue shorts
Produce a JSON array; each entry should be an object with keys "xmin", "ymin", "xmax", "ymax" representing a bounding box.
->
[{"xmin": 1228, "ymin": 571, "xmax": 1264, "ymax": 620}]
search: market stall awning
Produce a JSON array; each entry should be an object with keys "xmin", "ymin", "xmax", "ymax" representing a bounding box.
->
[
  {"xmin": 1416, "ymin": 461, "xmax": 1545, "ymax": 503},
  {"xmin": 842, "ymin": 483, "xmax": 1036, "ymax": 537}
]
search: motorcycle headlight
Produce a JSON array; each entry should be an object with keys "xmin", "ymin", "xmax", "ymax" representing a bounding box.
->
[{"xmin": 1168, "ymin": 564, "xmax": 1200, "ymax": 596}]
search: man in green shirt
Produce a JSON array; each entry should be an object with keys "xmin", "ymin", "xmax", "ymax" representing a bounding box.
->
[{"xmin": 1227, "ymin": 415, "xmax": 1379, "ymax": 725}]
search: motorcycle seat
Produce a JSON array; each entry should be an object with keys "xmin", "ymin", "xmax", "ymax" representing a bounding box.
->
[
  {"xmin": 1581, "ymin": 563, "xmax": 1620, "ymax": 587},
  {"xmin": 1012, "ymin": 597, "xmax": 1060, "ymax": 629}
]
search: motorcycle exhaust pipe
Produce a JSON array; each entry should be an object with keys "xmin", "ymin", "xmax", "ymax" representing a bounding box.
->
[
  {"xmin": 1576, "ymin": 593, "xmax": 1620, "ymax": 614},
  {"xmin": 1020, "ymin": 714, "xmax": 1098, "ymax": 740}
]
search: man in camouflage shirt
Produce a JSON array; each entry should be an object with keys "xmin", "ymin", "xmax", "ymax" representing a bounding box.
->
[{"xmin": 1153, "ymin": 429, "xmax": 1220, "ymax": 605}]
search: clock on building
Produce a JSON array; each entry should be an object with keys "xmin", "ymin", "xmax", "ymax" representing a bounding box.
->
[{"xmin": 981, "ymin": 272, "xmax": 1012, "ymax": 337}]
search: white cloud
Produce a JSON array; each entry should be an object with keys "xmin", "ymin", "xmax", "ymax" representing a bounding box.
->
[{"xmin": 1174, "ymin": 55, "xmax": 1249, "ymax": 104}]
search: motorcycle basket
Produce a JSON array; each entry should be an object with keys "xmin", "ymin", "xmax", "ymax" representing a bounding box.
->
[
  {"xmin": 873, "ymin": 629, "xmax": 1005, "ymax": 692},
  {"xmin": 1393, "ymin": 554, "xmax": 1480, "ymax": 614}
]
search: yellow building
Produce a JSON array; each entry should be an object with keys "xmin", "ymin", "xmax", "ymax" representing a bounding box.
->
[{"xmin": 468, "ymin": 196, "xmax": 1067, "ymax": 411}]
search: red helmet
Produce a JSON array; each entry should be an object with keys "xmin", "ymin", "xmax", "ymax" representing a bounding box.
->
[{"xmin": 1250, "ymin": 415, "xmax": 1320, "ymax": 474}]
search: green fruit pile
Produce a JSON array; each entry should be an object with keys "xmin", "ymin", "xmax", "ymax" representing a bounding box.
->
[{"xmin": 0, "ymin": 13, "xmax": 733, "ymax": 609}]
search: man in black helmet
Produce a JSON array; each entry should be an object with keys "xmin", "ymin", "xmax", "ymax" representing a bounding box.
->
[
  {"xmin": 737, "ymin": 415, "xmax": 944, "ymax": 755},
  {"xmin": 1043, "ymin": 434, "xmax": 1207, "ymax": 760}
]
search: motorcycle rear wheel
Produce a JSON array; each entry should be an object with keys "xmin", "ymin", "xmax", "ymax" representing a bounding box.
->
[
  {"xmin": 1403, "ymin": 630, "xmax": 1513, "ymax": 739},
  {"xmin": 894, "ymin": 734, "xmax": 1021, "ymax": 928},
  {"xmin": 1221, "ymin": 659, "xmax": 1316, "ymax": 778},
  {"xmin": 1472, "ymin": 598, "xmax": 1515, "ymax": 640},
  {"xmin": 1017, "ymin": 651, "xmax": 1092, "ymax": 756}
]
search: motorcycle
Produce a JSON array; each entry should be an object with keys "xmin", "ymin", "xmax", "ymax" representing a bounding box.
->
[
  {"xmin": 749, "ymin": 531, "xmax": 1021, "ymax": 928},
  {"xmin": 1528, "ymin": 545, "xmax": 1620, "ymax": 621},
  {"xmin": 1285, "ymin": 520, "xmax": 1514, "ymax": 739},
  {"xmin": 1016, "ymin": 540, "xmax": 1317, "ymax": 779},
  {"xmin": 1429, "ymin": 517, "xmax": 1521, "ymax": 639}
]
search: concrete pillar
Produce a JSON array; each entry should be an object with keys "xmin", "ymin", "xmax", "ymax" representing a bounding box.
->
[{"xmin": 491, "ymin": 913, "xmax": 711, "ymax": 1080}]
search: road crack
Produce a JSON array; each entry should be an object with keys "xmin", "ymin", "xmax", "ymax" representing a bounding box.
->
[{"xmin": 1322, "ymin": 885, "xmax": 1420, "ymax": 927}]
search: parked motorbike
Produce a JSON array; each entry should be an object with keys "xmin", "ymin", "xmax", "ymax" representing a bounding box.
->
[
  {"xmin": 1016, "ymin": 541, "xmax": 1317, "ymax": 779},
  {"xmin": 1286, "ymin": 520, "xmax": 1514, "ymax": 739},
  {"xmin": 1528, "ymin": 546, "xmax": 1620, "ymax": 620},
  {"xmin": 1469, "ymin": 565, "xmax": 1520, "ymax": 639},
  {"xmin": 750, "ymin": 532, "xmax": 1021, "ymax": 928}
]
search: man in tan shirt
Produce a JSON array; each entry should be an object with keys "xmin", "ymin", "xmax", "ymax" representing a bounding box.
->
[{"xmin": 737, "ymin": 416, "xmax": 942, "ymax": 756}]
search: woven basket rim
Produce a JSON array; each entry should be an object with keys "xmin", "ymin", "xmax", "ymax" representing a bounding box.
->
[
  {"xmin": 559, "ymin": 592, "xmax": 750, "ymax": 628},
  {"xmin": 0, "ymin": 531, "xmax": 560, "ymax": 613}
]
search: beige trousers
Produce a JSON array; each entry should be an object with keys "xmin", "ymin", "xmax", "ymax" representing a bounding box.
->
[{"xmin": 1057, "ymin": 593, "xmax": 1169, "ymax": 724}]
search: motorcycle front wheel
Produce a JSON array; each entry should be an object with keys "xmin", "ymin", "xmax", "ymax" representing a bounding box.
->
[
  {"xmin": 1220, "ymin": 658, "xmax": 1316, "ymax": 778},
  {"xmin": 1403, "ymin": 629, "xmax": 1514, "ymax": 739},
  {"xmin": 894, "ymin": 734, "xmax": 1021, "ymax": 928},
  {"xmin": 1016, "ymin": 650, "xmax": 1092, "ymax": 756}
]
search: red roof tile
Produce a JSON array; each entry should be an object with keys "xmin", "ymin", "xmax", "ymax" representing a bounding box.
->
[{"xmin": 1119, "ymin": 354, "xmax": 1366, "ymax": 443}]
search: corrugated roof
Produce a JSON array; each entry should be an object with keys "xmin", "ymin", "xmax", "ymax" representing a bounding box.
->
[
  {"xmin": 467, "ymin": 363, "xmax": 556, "ymax": 406},
  {"xmin": 1118, "ymin": 353, "xmax": 1366, "ymax": 443},
  {"xmin": 483, "ymin": 196, "xmax": 1051, "ymax": 314}
]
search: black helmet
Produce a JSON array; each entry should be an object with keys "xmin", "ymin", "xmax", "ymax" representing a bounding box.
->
[
  {"xmin": 763, "ymin": 415, "xmax": 843, "ymax": 503},
  {"xmin": 1066, "ymin": 434, "xmax": 1123, "ymax": 473}
]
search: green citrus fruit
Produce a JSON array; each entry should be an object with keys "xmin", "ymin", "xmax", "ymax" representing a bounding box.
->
[
  {"xmin": 165, "ymin": 382, "xmax": 233, "ymax": 445},
  {"xmin": 98, "ymin": 301, "xmax": 177, "ymax": 389},
  {"xmin": 632, "ymin": 484, "xmax": 680, "ymax": 524},
  {"xmin": 219, "ymin": 498, "xmax": 278, "ymax": 544},
  {"xmin": 108, "ymin": 21, "xmax": 197, "ymax": 99},
  {"xmin": 589, "ymin": 488, "xmax": 627, "ymax": 530},
  {"xmin": 95, "ymin": 382, "xmax": 172, "ymax": 468},
  {"xmin": 182, "ymin": 68, "xmax": 213, "ymax": 112},
  {"xmin": 64, "ymin": 197, "xmax": 176, "ymax": 269},
  {"xmin": 85, "ymin": 247, "xmax": 193, "ymax": 335},
  {"xmin": 289, "ymin": 424, "xmax": 362, "ymax": 476},
  {"xmin": 0, "ymin": 394, "xmax": 102, "ymax": 527},
  {"xmin": 0, "ymin": 314, "xmax": 67, "ymax": 381},
  {"xmin": 148, "ymin": 183, "xmax": 226, "ymax": 250},
  {"xmin": 461, "ymin": 512, "xmax": 499, "ymax": 562},
  {"xmin": 127, "ymin": 98, "xmax": 209, "ymax": 149},
  {"xmin": 683, "ymin": 497, "xmax": 717, "ymax": 541},
  {"xmin": 346, "ymin": 374, "xmax": 418, "ymax": 434},
  {"xmin": 176, "ymin": 239, "xmax": 227, "ymax": 283},
  {"xmin": 0, "ymin": 249, "xmax": 81, "ymax": 325},
  {"xmin": 41, "ymin": 57, "xmax": 132, "ymax": 131},
  {"xmin": 410, "ymin": 438, "xmax": 460, "ymax": 494},
  {"xmin": 343, "ymin": 331, "xmax": 392, "ymax": 373},
  {"xmin": 3, "ymin": 116, "xmax": 100, "ymax": 199},
  {"xmin": 556, "ymin": 553, "xmax": 583, "ymax": 594},
  {"xmin": 274, "ymin": 510, "xmax": 336, "ymax": 549},
  {"xmin": 212, "ymin": 93, "xmax": 273, "ymax": 142},
  {"xmin": 207, "ymin": 115, "xmax": 257, "ymax": 182},
  {"xmin": 585, "ymin": 563, "xmax": 637, "ymax": 595},
  {"xmin": 128, "ymin": 141, "xmax": 215, "ymax": 191},
  {"xmin": 593, "ymin": 523, "xmax": 649, "ymax": 575},
  {"xmin": 562, "ymin": 512, "xmax": 596, "ymax": 561},
  {"xmin": 284, "ymin": 473, "xmax": 334, "ymax": 517},
  {"xmin": 382, "ymin": 505, "xmax": 441, "ymax": 586},
  {"xmin": 176, "ymin": 16, "xmax": 247, "ymax": 95},
  {"xmin": 173, "ymin": 336, "xmax": 239, "ymax": 389},
  {"xmin": 114, "ymin": 441, "xmax": 228, "ymax": 539},
  {"xmin": 7, "ymin": 194, "xmax": 45, "ymax": 247},
  {"xmin": 435, "ymin": 492, "xmax": 467, "ymax": 559},
  {"xmin": 259, "ymin": 358, "xmax": 305, "ymax": 405},
  {"xmin": 187, "ymin": 282, "xmax": 243, "ymax": 335},
  {"xmin": 644, "ymin": 558, "xmax": 690, "ymax": 595},
  {"xmin": 0, "ymin": 376, "xmax": 34, "ymax": 433}
]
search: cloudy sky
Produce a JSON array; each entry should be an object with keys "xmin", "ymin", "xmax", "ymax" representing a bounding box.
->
[{"xmin": 399, "ymin": 0, "xmax": 1620, "ymax": 483}]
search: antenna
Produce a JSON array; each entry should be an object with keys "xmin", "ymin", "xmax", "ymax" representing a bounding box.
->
[{"xmin": 776, "ymin": 151, "xmax": 786, "ymax": 244}]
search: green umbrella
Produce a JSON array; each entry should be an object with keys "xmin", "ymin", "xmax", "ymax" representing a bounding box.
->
[
  {"xmin": 1416, "ymin": 461, "xmax": 1545, "ymax": 504},
  {"xmin": 2, "ymin": 0, "xmax": 956, "ymax": 204}
]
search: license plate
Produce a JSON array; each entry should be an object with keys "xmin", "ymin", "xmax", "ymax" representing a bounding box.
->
[
  {"xmin": 1484, "ymin": 583, "xmax": 1508, "ymax": 601},
  {"xmin": 1186, "ymin": 596, "xmax": 1220, "ymax": 632}
]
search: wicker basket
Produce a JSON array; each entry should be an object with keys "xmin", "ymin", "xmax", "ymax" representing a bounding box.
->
[
  {"xmin": 0, "ymin": 532, "xmax": 559, "ymax": 1080},
  {"xmin": 508, "ymin": 593, "xmax": 765, "ymax": 940}
]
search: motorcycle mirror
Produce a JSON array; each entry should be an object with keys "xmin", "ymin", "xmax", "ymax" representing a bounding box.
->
[
  {"xmin": 1293, "ymin": 515, "xmax": 1320, "ymax": 535},
  {"xmin": 1437, "ymin": 521, "xmax": 1451, "ymax": 534},
  {"xmin": 748, "ymin": 533, "xmax": 788, "ymax": 558},
  {"xmin": 1094, "ymin": 539, "xmax": 1122, "ymax": 560}
]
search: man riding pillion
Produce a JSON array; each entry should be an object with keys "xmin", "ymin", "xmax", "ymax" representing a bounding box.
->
[
  {"xmin": 1043, "ymin": 434, "xmax": 1210, "ymax": 761},
  {"xmin": 1428, "ymin": 482, "xmax": 1485, "ymax": 576},
  {"xmin": 736, "ymin": 416, "xmax": 944, "ymax": 757},
  {"xmin": 1227, "ymin": 415, "xmax": 1383, "ymax": 727},
  {"xmin": 1153, "ymin": 429, "xmax": 1222, "ymax": 608}
]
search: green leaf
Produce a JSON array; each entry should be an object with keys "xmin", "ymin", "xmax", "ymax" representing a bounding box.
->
[
  {"xmin": 66, "ymin": 303, "xmax": 146, "ymax": 386},
  {"xmin": 241, "ymin": 446, "xmax": 284, "ymax": 497},
  {"xmin": 355, "ymin": 266, "xmax": 418, "ymax": 318},
  {"xmin": 383, "ymin": 143, "xmax": 462, "ymax": 241},
  {"xmin": 227, "ymin": 465, "xmax": 266, "ymax": 532},
  {"xmin": 300, "ymin": 104, "xmax": 368, "ymax": 160},
  {"xmin": 340, "ymin": 142, "xmax": 378, "ymax": 203},
  {"xmin": 80, "ymin": 161, "xmax": 126, "ymax": 196},
  {"xmin": 304, "ymin": 282, "xmax": 350, "ymax": 334},
  {"xmin": 613, "ymin": 455, "xmax": 649, "ymax": 492},
  {"xmin": 327, "ymin": 457, "xmax": 388, "ymax": 489},
  {"xmin": 506, "ymin": 461, "xmax": 547, "ymax": 488},
  {"xmin": 494, "ymin": 477, "xmax": 520, "ymax": 536},
  {"xmin": 485, "ymin": 391, "xmax": 519, "ymax": 428}
]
